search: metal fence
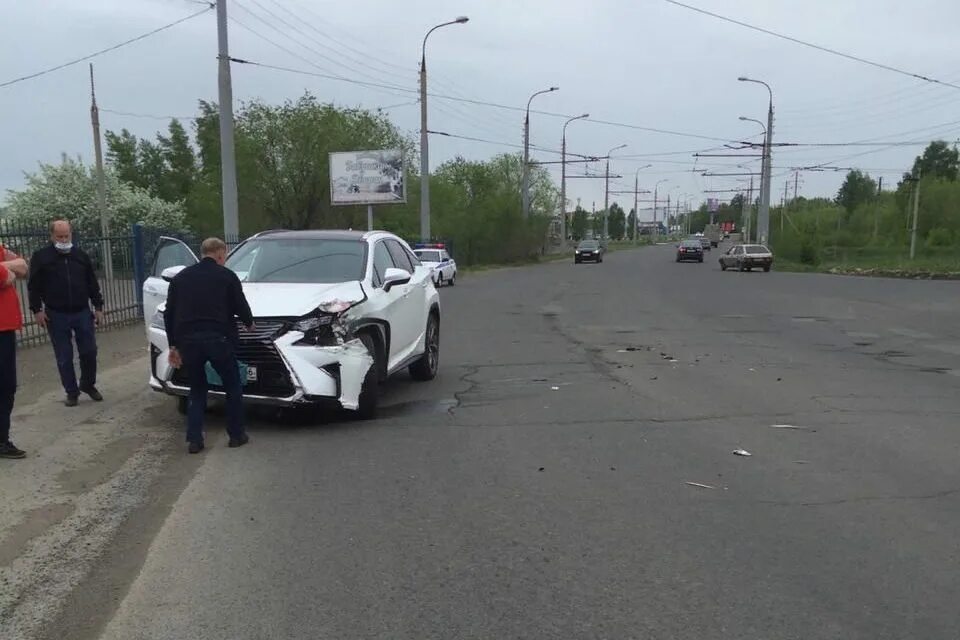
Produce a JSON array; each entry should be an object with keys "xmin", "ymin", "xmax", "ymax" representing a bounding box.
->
[{"xmin": 0, "ymin": 220, "xmax": 145, "ymax": 347}]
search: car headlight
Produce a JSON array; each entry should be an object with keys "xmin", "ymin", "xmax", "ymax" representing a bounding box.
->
[
  {"xmin": 293, "ymin": 312, "xmax": 340, "ymax": 346},
  {"xmin": 150, "ymin": 309, "xmax": 165, "ymax": 331}
]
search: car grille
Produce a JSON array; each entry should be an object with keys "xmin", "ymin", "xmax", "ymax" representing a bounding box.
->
[{"xmin": 170, "ymin": 318, "xmax": 297, "ymax": 398}]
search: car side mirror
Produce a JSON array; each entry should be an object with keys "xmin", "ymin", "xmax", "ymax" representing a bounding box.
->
[
  {"xmin": 383, "ymin": 267, "xmax": 411, "ymax": 292},
  {"xmin": 160, "ymin": 265, "xmax": 187, "ymax": 282}
]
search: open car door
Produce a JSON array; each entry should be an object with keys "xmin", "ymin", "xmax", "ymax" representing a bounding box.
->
[{"xmin": 142, "ymin": 237, "xmax": 198, "ymax": 330}]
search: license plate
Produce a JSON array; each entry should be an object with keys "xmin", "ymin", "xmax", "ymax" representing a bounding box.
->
[{"xmin": 246, "ymin": 366, "xmax": 258, "ymax": 382}]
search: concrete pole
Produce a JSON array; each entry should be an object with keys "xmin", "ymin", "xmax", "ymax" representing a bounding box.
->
[
  {"xmin": 419, "ymin": 58, "xmax": 430, "ymax": 242},
  {"xmin": 759, "ymin": 97, "xmax": 774, "ymax": 244},
  {"xmin": 560, "ymin": 132, "xmax": 567, "ymax": 245},
  {"xmin": 633, "ymin": 172, "xmax": 639, "ymax": 244},
  {"xmin": 89, "ymin": 64, "xmax": 113, "ymax": 282},
  {"xmin": 217, "ymin": 0, "xmax": 240, "ymax": 242},
  {"xmin": 522, "ymin": 87, "xmax": 557, "ymax": 219},
  {"xmin": 603, "ymin": 157, "xmax": 610, "ymax": 240},
  {"xmin": 367, "ymin": 204, "xmax": 374, "ymax": 232}
]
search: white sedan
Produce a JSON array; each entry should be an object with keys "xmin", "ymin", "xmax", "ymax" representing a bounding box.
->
[{"xmin": 413, "ymin": 245, "xmax": 457, "ymax": 287}]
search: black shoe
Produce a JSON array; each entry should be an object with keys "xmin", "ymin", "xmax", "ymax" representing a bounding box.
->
[
  {"xmin": 188, "ymin": 441, "xmax": 205, "ymax": 454},
  {"xmin": 65, "ymin": 394, "xmax": 79, "ymax": 407},
  {"xmin": 80, "ymin": 385, "xmax": 104, "ymax": 402},
  {"xmin": 0, "ymin": 441, "xmax": 26, "ymax": 459},
  {"xmin": 228, "ymin": 434, "xmax": 249, "ymax": 448}
]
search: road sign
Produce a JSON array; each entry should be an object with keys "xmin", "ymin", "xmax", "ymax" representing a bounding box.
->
[{"xmin": 330, "ymin": 149, "xmax": 405, "ymax": 205}]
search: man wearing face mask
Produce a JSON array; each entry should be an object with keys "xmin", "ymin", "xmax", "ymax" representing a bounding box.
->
[{"xmin": 28, "ymin": 220, "xmax": 105, "ymax": 407}]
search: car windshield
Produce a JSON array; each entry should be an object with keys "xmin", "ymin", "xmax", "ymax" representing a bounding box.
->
[
  {"xmin": 226, "ymin": 238, "xmax": 366, "ymax": 283},
  {"xmin": 579, "ymin": 242, "xmax": 598, "ymax": 249},
  {"xmin": 681, "ymin": 241, "xmax": 700, "ymax": 247},
  {"xmin": 745, "ymin": 245, "xmax": 770, "ymax": 254},
  {"xmin": 415, "ymin": 250, "xmax": 442, "ymax": 262}
]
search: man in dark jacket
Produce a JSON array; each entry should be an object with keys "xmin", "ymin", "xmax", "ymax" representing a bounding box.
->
[
  {"xmin": 28, "ymin": 220, "xmax": 105, "ymax": 407},
  {"xmin": 165, "ymin": 237, "xmax": 254, "ymax": 454}
]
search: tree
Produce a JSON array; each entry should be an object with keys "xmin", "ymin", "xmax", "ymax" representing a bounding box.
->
[
  {"xmin": 608, "ymin": 202, "xmax": 626, "ymax": 239},
  {"xmin": 570, "ymin": 205, "xmax": 589, "ymax": 240},
  {"xmin": 4, "ymin": 155, "xmax": 187, "ymax": 233},
  {"xmin": 910, "ymin": 140, "xmax": 959, "ymax": 182},
  {"xmin": 627, "ymin": 208, "xmax": 636, "ymax": 240},
  {"xmin": 836, "ymin": 170, "xmax": 877, "ymax": 215}
]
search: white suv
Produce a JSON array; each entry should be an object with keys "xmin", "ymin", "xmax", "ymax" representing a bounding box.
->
[{"xmin": 143, "ymin": 230, "xmax": 440, "ymax": 418}]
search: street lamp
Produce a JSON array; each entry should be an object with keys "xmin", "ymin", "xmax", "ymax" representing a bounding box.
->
[
  {"xmin": 738, "ymin": 115, "xmax": 766, "ymax": 243},
  {"xmin": 738, "ymin": 76, "xmax": 774, "ymax": 244},
  {"xmin": 652, "ymin": 178, "xmax": 669, "ymax": 235},
  {"xmin": 522, "ymin": 86, "xmax": 558, "ymax": 219},
  {"xmin": 633, "ymin": 164, "xmax": 652, "ymax": 243},
  {"xmin": 603, "ymin": 144, "xmax": 627, "ymax": 239},
  {"xmin": 559, "ymin": 113, "xmax": 589, "ymax": 246},
  {"xmin": 419, "ymin": 16, "xmax": 469, "ymax": 242}
]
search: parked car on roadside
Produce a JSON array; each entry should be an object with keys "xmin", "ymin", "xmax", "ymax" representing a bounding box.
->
[
  {"xmin": 142, "ymin": 230, "xmax": 441, "ymax": 419},
  {"xmin": 413, "ymin": 244, "xmax": 457, "ymax": 287},
  {"xmin": 676, "ymin": 239, "xmax": 704, "ymax": 263},
  {"xmin": 575, "ymin": 240, "xmax": 603, "ymax": 263},
  {"xmin": 719, "ymin": 244, "xmax": 774, "ymax": 272}
]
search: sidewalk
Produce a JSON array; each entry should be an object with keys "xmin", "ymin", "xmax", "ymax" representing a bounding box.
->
[{"xmin": 0, "ymin": 325, "xmax": 183, "ymax": 639}]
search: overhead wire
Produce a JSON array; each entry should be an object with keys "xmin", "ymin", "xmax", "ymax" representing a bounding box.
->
[
  {"xmin": 0, "ymin": 5, "xmax": 213, "ymax": 89},
  {"xmin": 662, "ymin": 0, "xmax": 960, "ymax": 91}
]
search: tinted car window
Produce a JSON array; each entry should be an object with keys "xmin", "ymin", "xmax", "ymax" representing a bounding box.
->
[
  {"xmin": 371, "ymin": 241, "xmax": 395, "ymax": 288},
  {"xmin": 226, "ymin": 238, "xmax": 366, "ymax": 283},
  {"xmin": 386, "ymin": 240, "xmax": 415, "ymax": 272},
  {"xmin": 415, "ymin": 250, "xmax": 442, "ymax": 262},
  {"xmin": 152, "ymin": 240, "xmax": 196, "ymax": 277}
]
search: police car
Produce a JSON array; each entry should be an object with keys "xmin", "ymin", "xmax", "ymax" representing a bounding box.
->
[{"xmin": 413, "ymin": 243, "xmax": 457, "ymax": 287}]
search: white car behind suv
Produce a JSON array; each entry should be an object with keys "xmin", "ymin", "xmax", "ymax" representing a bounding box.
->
[
  {"xmin": 413, "ymin": 244, "xmax": 457, "ymax": 287},
  {"xmin": 143, "ymin": 230, "xmax": 440, "ymax": 418}
]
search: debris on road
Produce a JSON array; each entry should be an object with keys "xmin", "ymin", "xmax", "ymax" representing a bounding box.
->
[
  {"xmin": 792, "ymin": 460, "xmax": 811, "ymax": 465},
  {"xmin": 538, "ymin": 467, "xmax": 545, "ymax": 472},
  {"xmin": 732, "ymin": 448, "xmax": 752, "ymax": 457},
  {"xmin": 771, "ymin": 424, "xmax": 810, "ymax": 430},
  {"xmin": 551, "ymin": 386, "xmax": 559, "ymax": 391},
  {"xmin": 685, "ymin": 481, "xmax": 716, "ymax": 490}
]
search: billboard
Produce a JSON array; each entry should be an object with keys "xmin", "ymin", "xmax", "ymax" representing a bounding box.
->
[
  {"xmin": 330, "ymin": 149, "xmax": 405, "ymax": 205},
  {"xmin": 707, "ymin": 197, "xmax": 719, "ymax": 212}
]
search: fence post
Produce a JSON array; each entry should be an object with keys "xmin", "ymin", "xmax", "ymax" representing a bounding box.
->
[{"xmin": 132, "ymin": 223, "xmax": 145, "ymax": 316}]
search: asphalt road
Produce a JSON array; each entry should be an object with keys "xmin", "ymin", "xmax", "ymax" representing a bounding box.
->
[{"xmin": 43, "ymin": 244, "xmax": 960, "ymax": 639}]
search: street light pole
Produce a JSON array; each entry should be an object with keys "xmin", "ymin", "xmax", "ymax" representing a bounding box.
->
[
  {"xmin": 523, "ymin": 86, "xmax": 558, "ymax": 219},
  {"xmin": 420, "ymin": 16, "xmax": 469, "ymax": 242},
  {"xmin": 653, "ymin": 179, "xmax": 668, "ymax": 236},
  {"xmin": 603, "ymin": 143, "xmax": 627, "ymax": 239},
  {"xmin": 739, "ymin": 77, "xmax": 774, "ymax": 245},
  {"xmin": 559, "ymin": 113, "xmax": 589, "ymax": 247}
]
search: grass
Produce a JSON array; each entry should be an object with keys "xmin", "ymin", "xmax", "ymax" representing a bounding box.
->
[{"xmin": 773, "ymin": 245, "xmax": 960, "ymax": 278}]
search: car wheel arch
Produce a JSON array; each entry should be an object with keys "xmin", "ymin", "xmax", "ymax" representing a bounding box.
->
[{"xmin": 353, "ymin": 320, "xmax": 389, "ymax": 381}]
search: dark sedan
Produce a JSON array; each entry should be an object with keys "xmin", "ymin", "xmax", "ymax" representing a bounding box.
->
[
  {"xmin": 575, "ymin": 240, "xmax": 603, "ymax": 263},
  {"xmin": 676, "ymin": 239, "xmax": 704, "ymax": 263}
]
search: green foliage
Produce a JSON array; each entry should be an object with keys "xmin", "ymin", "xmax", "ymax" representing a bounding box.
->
[
  {"xmin": 925, "ymin": 227, "xmax": 953, "ymax": 248},
  {"xmin": 570, "ymin": 205, "xmax": 589, "ymax": 240},
  {"xmin": 836, "ymin": 170, "xmax": 877, "ymax": 214},
  {"xmin": 911, "ymin": 140, "xmax": 959, "ymax": 182},
  {"xmin": 608, "ymin": 203, "xmax": 626, "ymax": 239}
]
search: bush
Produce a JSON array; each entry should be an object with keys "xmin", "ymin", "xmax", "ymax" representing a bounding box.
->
[
  {"xmin": 799, "ymin": 239, "xmax": 819, "ymax": 265},
  {"xmin": 925, "ymin": 227, "xmax": 953, "ymax": 248}
]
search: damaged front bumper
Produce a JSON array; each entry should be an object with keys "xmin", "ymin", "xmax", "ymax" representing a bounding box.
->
[{"xmin": 147, "ymin": 323, "xmax": 373, "ymax": 411}]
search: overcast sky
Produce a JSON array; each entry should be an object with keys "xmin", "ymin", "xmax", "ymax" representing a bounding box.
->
[{"xmin": 3, "ymin": 0, "xmax": 960, "ymax": 219}]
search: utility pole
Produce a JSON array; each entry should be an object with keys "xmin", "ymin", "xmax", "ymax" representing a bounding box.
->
[
  {"xmin": 873, "ymin": 176, "xmax": 883, "ymax": 240},
  {"xmin": 740, "ymin": 183, "xmax": 749, "ymax": 242},
  {"xmin": 559, "ymin": 135, "xmax": 567, "ymax": 245},
  {"xmin": 745, "ymin": 177, "xmax": 754, "ymax": 242},
  {"xmin": 633, "ymin": 173, "xmax": 639, "ymax": 244},
  {"xmin": 909, "ymin": 170, "xmax": 921, "ymax": 259},
  {"xmin": 522, "ymin": 87, "xmax": 557, "ymax": 219},
  {"xmin": 216, "ymin": 0, "xmax": 240, "ymax": 241},
  {"xmin": 89, "ymin": 64, "xmax": 113, "ymax": 282},
  {"xmin": 603, "ymin": 157, "xmax": 610, "ymax": 239},
  {"xmin": 782, "ymin": 180, "xmax": 789, "ymax": 234},
  {"xmin": 665, "ymin": 194, "xmax": 671, "ymax": 233}
]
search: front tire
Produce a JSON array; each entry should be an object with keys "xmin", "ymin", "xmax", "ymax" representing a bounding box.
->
[
  {"xmin": 409, "ymin": 314, "xmax": 440, "ymax": 381},
  {"xmin": 720, "ymin": 262, "xmax": 727, "ymax": 271},
  {"xmin": 355, "ymin": 332, "xmax": 381, "ymax": 420},
  {"xmin": 448, "ymin": 273, "xmax": 456, "ymax": 286},
  {"xmin": 763, "ymin": 265, "xmax": 771, "ymax": 272}
]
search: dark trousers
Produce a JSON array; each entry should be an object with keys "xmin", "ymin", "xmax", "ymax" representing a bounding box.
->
[
  {"xmin": 180, "ymin": 333, "xmax": 244, "ymax": 444},
  {"xmin": 47, "ymin": 310, "xmax": 97, "ymax": 396},
  {"xmin": 0, "ymin": 331, "xmax": 16, "ymax": 443}
]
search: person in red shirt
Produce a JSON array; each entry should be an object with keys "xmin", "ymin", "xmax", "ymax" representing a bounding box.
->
[{"xmin": 1, "ymin": 242, "xmax": 28, "ymax": 459}]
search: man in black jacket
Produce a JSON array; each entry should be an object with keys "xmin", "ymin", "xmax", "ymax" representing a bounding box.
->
[
  {"xmin": 28, "ymin": 220, "xmax": 105, "ymax": 407},
  {"xmin": 165, "ymin": 237, "xmax": 254, "ymax": 454}
]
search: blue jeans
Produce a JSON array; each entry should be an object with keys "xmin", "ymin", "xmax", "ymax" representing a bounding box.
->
[
  {"xmin": 47, "ymin": 310, "xmax": 97, "ymax": 396},
  {"xmin": 180, "ymin": 333, "xmax": 245, "ymax": 445}
]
